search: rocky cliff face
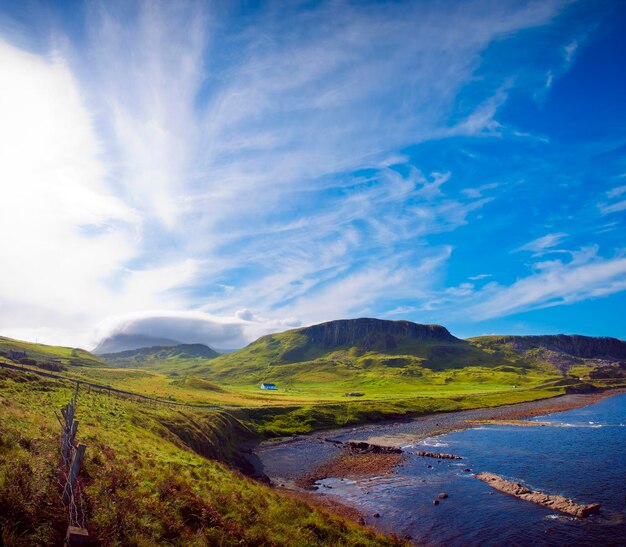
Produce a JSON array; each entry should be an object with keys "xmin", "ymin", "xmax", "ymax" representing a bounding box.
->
[
  {"xmin": 501, "ymin": 335, "xmax": 626, "ymax": 360},
  {"xmin": 297, "ymin": 318, "xmax": 458, "ymax": 349}
]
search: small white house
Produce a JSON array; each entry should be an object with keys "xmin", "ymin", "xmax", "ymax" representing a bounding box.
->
[{"xmin": 260, "ymin": 382, "xmax": 277, "ymax": 390}]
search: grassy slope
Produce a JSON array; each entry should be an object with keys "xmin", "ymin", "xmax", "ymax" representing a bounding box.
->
[
  {"xmin": 0, "ymin": 336, "xmax": 106, "ymax": 369},
  {"xmin": 172, "ymin": 328, "xmax": 558, "ymax": 403},
  {"xmin": 0, "ymin": 368, "xmax": 398, "ymax": 546},
  {"xmin": 100, "ymin": 344, "xmax": 219, "ymax": 374},
  {"xmin": 235, "ymin": 383, "xmax": 570, "ymax": 436}
]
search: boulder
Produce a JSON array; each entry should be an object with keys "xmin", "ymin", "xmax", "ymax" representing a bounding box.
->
[
  {"xmin": 475, "ymin": 472, "xmax": 600, "ymax": 518},
  {"xmin": 415, "ymin": 451, "xmax": 462, "ymax": 460}
]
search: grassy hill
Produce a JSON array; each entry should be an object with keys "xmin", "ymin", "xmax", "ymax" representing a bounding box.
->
[
  {"xmin": 469, "ymin": 334, "xmax": 626, "ymax": 382},
  {"xmin": 100, "ymin": 343, "xmax": 219, "ymax": 372},
  {"xmin": 0, "ymin": 336, "xmax": 107, "ymax": 371},
  {"xmin": 182, "ymin": 319, "xmax": 553, "ymax": 398}
]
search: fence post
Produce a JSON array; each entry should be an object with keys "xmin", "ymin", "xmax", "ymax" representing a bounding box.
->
[
  {"xmin": 63, "ymin": 443, "xmax": 86, "ymax": 505},
  {"xmin": 69, "ymin": 420, "xmax": 79, "ymax": 445},
  {"xmin": 65, "ymin": 526, "xmax": 89, "ymax": 546},
  {"xmin": 61, "ymin": 403, "xmax": 74, "ymax": 463}
]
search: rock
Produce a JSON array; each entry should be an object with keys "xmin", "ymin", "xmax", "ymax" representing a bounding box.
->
[
  {"xmin": 373, "ymin": 513, "xmax": 380, "ymax": 518},
  {"xmin": 438, "ymin": 493, "xmax": 448, "ymax": 499},
  {"xmin": 348, "ymin": 441, "xmax": 402, "ymax": 454},
  {"xmin": 463, "ymin": 468, "xmax": 471, "ymax": 472},
  {"xmin": 433, "ymin": 500, "xmax": 440, "ymax": 505},
  {"xmin": 415, "ymin": 451, "xmax": 463, "ymax": 460},
  {"xmin": 324, "ymin": 438, "xmax": 343, "ymax": 445},
  {"xmin": 427, "ymin": 465, "xmax": 433, "ymax": 468},
  {"xmin": 475, "ymin": 472, "xmax": 600, "ymax": 518}
]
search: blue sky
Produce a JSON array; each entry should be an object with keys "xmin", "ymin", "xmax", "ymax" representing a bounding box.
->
[{"xmin": 0, "ymin": 0, "xmax": 625, "ymax": 349}]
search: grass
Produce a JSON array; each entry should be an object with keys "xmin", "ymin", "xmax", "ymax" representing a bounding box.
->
[
  {"xmin": 0, "ymin": 336, "xmax": 106, "ymax": 369},
  {"xmin": 233, "ymin": 385, "xmax": 569, "ymax": 436},
  {"xmin": 0, "ymin": 369, "xmax": 400, "ymax": 546},
  {"xmin": 99, "ymin": 344, "xmax": 219, "ymax": 373}
]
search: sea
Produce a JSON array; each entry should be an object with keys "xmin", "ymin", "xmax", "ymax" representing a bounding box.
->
[{"xmin": 315, "ymin": 393, "xmax": 626, "ymax": 546}]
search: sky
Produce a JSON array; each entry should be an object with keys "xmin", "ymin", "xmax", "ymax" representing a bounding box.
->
[{"xmin": 0, "ymin": 0, "xmax": 625, "ymax": 350}]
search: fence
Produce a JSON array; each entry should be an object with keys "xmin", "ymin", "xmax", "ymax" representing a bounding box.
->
[{"xmin": 55, "ymin": 384, "xmax": 89, "ymax": 546}]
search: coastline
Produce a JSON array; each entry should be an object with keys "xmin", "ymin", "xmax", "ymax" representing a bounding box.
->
[{"xmin": 253, "ymin": 387, "xmax": 626, "ymax": 535}]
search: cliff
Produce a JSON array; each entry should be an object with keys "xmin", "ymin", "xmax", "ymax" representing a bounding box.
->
[
  {"xmin": 486, "ymin": 334, "xmax": 626, "ymax": 360},
  {"xmin": 296, "ymin": 318, "xmax": 458, "ymax": 350}
]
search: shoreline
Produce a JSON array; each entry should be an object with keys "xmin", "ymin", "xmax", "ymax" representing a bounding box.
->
[
  {"xmin": 253, "ymin": 387, "xmax": 626, "ymax": 535},
  {"xmin": 344, "ymin": 387, "xmax": 626, "ymax": 447},
  {"xmin": 294, "ymin": 389, "xmax": 625, "ymax": 487}
]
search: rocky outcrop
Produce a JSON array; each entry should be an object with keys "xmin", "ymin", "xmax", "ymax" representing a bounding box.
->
[
  {"xmin": 347, "ymin": 441, "xmax": 403, "ymax": 454},
  {"xmin": 415, "ymin": 451, "xmax": 462, "ymax": 460},
  {"xmin": 475, "ymin": 472, "xmax": 600, "ymax": 518},
  {"xmin": 298, "ymin": 318, "xmax": 459, "ymax": 349}
]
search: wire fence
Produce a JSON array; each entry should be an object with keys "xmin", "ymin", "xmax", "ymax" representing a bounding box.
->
[{"xmin": 56, "ymin": 383, "xmax": 89, "ymax": 545}]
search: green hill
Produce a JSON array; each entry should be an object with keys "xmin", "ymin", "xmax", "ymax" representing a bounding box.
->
[
  {"xmin": 100, "ymin": 343, "xmax": 219, "ymax": 373},
  {"xmin": 186, "ymin": 318, "xmax": 547, "ymax": 392},
  {"xmin": 469, "ymin": 334, "xmax": 626, "ymax": 380},
  {"xmin": 0, "ymin": 335, "xmax": 107, "ymax": 371}
]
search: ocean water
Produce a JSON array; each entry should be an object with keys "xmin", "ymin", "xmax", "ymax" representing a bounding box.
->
[{"xmin": 316, "ymin": 394, "xmax": 626, "ymax": 546}]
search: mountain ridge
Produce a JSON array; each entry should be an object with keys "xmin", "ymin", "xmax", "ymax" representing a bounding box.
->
[
  {"xmin": 99, "ymin": 343, "xmax": 219, "ymax": 370},
  {"xmin": 470, "ymin": 334, "xmax": 626, "ymax": 360}
]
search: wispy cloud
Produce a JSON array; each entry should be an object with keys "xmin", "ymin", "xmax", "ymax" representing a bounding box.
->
[
  {"xmin": 513, "ymin": 232, "xmax": 568, "ymax": 254},
  {"xmin": 599, "ymin": 184, "xmax": 626, "ymax": 214},
  {"xmin": 468, "ymin": 247, "xmax": 626, "ymax": 319}
]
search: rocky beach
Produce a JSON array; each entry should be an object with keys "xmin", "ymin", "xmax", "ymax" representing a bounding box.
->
[{"xmin": 253, "ymin": 388, "xmax": 626, "ymax": 543}]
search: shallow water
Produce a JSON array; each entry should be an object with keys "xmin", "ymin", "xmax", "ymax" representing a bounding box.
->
[{"xmin": 315, "ymin": 394, "xmax": 626, "ymax": 545}]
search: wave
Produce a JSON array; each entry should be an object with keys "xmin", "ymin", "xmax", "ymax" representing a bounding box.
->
[{"xmin": 420, "ymin": 439, "xmax": 449, "ymax": 448}]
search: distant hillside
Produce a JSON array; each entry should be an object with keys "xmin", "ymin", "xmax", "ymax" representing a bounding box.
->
[
  {"xmin": 470, "ymin": 334, "xmax": 626, "ymax": 359},
  {"xmin": 100, "ymin": 343, "xmax": 219, "ymax": 372},
  {"xmin": 0, "ymin": 335, "xmax": 107, "ymax": 371},
  {"xmin": 470, "ymin": 334, "xmax": 626, "ymax": 377},
  {"xmin": 188, "ymin": 318, "xmax": 532, "ymax": 386},
  {"xmin": 93, "ymin": 333, "xmax": 184, "ymax": 354}
]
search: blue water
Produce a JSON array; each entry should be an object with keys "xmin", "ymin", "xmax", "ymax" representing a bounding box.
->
[{"xmin": 318, "ymin": 394, "xmax": 626, "ymax": 545}]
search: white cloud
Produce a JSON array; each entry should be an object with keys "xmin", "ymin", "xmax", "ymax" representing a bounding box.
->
[
  {"xmin": 0, "ymin": 41, "xmax": 136, "ymax": 336},
  {"xmin": 513, "ymin": 232, "xmax": 568, "ymax": 254},
  {"xmin": 599, "ymin": 185, "xmax": 626, "ymax": 215},
  {"xmin": 607, "ymin": 184, "xmax": 626, "ymax": 199},
  {"xmin": 468, "ymin": 247, "xmax": 626, "ymax": 319},
  {"xmin": 94, "ymin": 310, "xmax": 301, "ymax": 350},
  {"xmin": 0, "ymin": 39, "xmax": 204, "ymax": 347}
]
